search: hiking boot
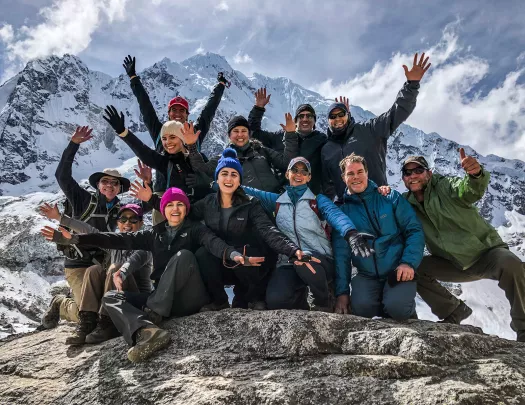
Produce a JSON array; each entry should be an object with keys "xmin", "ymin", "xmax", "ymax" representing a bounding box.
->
[
  {"xmin": 85, "ymin": 315, "xmax": 120, "ymax": 344},
  {"xmin": 440, "ymin": 301, "xmax": 473, "ymax": 324},
  {"xmin": 127, "ymin": 326, "xmax": 170, "ymax": 363},
  {"xmin": 199, "ymin": 301, "xmax": 230, "ymax": 312},
  {"xmin": 41, "ymin": 294, "xmax": 66, "ymax": 329},
  {"xmin": 144, "ymin": 307, "xmax": 163, "ymax": 325},
  {"xmin": 65, "ymin": 311, "xmax": 97, "ymax": 345},
  {"xmin": 249, "ymin": 301, "xmax": 267, "ymax": 311},
  {"xmin": 517, "ymin": 330, "xmax": 525, "ymax": 343}
]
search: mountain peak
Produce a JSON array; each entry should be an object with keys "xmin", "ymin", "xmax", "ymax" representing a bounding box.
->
[{"xmin": 182, "ymin": 52, "xmax": 233, "ymax": 74}]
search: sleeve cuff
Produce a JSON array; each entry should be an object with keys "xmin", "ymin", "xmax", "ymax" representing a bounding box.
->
[{"xmin": 118, "ymin": 129, "xmax": 129, "ymax": 138}]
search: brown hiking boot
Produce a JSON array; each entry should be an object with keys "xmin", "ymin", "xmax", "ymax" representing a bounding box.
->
[
  {"xmin": 440, "ymin": 301, "xmax": 473, "ymax": 325},
  {"xmin": 127, "ymin": 326, "xmax": 170, "ymax": 363},
  {"xmin": 41, "ymin": 294, "xmax": 66, "ymax": 329},
  {"xmin": 85, "ymin": 315, "xmax": 120, "ymax": 344},
  {"xmin": 199, "ymin": 301, "xmax": 230, "ymax": 312},
  {"xmin": 144, "ymin": 307, "xmax": 163, "ymax": 325},
  {"xmin": 65, "ymin": 311, "xmax": 97, "ymax": 345},
  {"xmin": 517, "ymin": 330, "xmax": 525, "ymax": 343}
]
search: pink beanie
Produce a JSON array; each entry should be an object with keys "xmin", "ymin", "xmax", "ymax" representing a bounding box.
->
[{"xmin": 160, "ymin": 188, "xmax": 191, "ymax": 217}]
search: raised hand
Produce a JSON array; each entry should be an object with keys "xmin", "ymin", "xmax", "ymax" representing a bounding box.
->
[
  {"xmin": 123, "ymin": 55, "xmax": 136, "ymax": 78},
  {"xmin": 396, "ymin": 263, "xmax": 415, "ymax": 282},
  {"xmin": 346, "ymin": 231, "xmax": 375, "ymax": 258},
  {"xmin": 254, "ymin": 88, "xmax": 271, "ymax": 108},
  {"xmin": 335, "ymin": 96, "xmax": 350, "ymax": 112},
  {"xmin": 181, "ymin": 121, "xmax": 201, "ymax": 145},
  {"xmin": 279, "ymin": 112, "xmax": 296, "ymax": 132},
  {"xmin": 233, "ymin": 255, "xmax": 265, "ymax": 266},
  {"xmin": 70, "ymin": 126, "xmax": 94, "ymax": 144},
  {"xmin": 39, "ymin": 202, "xmax": 61, "ymax": 221},
  {"xmin": 459, "ymin": 148, "xmax": 482, "ymax": 176},
  {"xmin": 40, "ymin": 225, "xmax": 72, "ymax": 244},
  {"xmin": 377, "ymin": 185, "xmax": 391, "ymax": 196},
  {"xmin": 113, "ymin": 268, "xmax": 124, "ymax": 292},
  {"xmin": 334, "ymin": 294, "xmax": 351, "ymax": 315},
  {"xmin": 403, "ymin": 53, "xmax": 431, "ymax": 81},
  {"xmin": 134, "ymin": 159, "xmax": 152, "ymax": 184},
  {"xmin": 129, "ymin": 180, "xmax": 152, "ymax": 202},
  {"xmin": 102, "ymin": 105, "xmax": 126, "ymax": 134}
]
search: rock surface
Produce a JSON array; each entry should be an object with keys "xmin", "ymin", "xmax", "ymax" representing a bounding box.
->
[{"xmin": 0, "ymin": 310, "xmax": 524, "ymax": 405}]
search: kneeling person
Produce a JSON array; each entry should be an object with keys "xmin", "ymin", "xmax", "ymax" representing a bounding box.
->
[{"xmin": 333, "ymin": 154, "xmax": 425, "ymax": 320}]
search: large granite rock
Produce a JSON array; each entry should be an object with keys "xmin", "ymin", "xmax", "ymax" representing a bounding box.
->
[{"xmin": 0, "ymin": 310, "xmax": 524, "ymax": 405}]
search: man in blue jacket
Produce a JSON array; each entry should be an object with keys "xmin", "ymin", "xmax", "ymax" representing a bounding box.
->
[{"xmin": 332, "ymin": 153, "xmax": 425, "ymax": 320}]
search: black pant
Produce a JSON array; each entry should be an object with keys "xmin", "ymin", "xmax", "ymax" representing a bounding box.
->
[
  {"xmin": 195, "ymin": 246, "xmax": 272, "ymax": 306},
  {"xmin": 102, "ymin": 250, "xmax": 210, "ymax": 345},
  {"xmin": 266, "ymin": 253, "xmax": 334, "ymax": 310}
]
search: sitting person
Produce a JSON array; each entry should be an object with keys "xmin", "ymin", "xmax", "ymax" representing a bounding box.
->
[
  {"xmin": 402, "ymin": 151, "xmax": 525, "ymax": 341},
  {"xmin": 183, "ymin": 116, "xmax": 292, "ymax": 193},
  {"xmin": 102, "ymin": 106, "xmax": 212, "ymax": 224},
  {"xmin": 44, "ymin": 188, "xmax": 245, "ymax": 362},
  {"xmin": 243, "ymin": 156, "xmax": 375, "ymax": 311},
  {"xmin": 332, "ymin": 153, "xmax": 425, "ymax": 320},
  {"xmin": 50, "ymin": 125, "xmax": 130, "ymax": 328},
  {"xmin": 40, "ymin": 203, "xmax": 152, "ymax": 345}
]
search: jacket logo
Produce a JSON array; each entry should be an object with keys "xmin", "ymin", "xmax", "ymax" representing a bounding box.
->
[
  {"xmin": 180, "ymin": 233, "xmax": 188, "ymax": 237},
  {"xmin": 380, "ymin": 214, "xmax": 387, "ymax": 219},
  {"xmin": 236, "ymin": 217, "xmax": 245, "ymax": 220}
]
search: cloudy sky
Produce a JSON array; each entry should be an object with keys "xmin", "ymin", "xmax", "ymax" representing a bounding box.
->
[{"xmin": 1, "ymin": 0, "xmax": 524, "ymax": 160}]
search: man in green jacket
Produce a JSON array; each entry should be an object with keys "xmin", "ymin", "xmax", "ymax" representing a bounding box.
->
[{"xmin": 402, "ymin": 150, "xmax": 525, "ymax": 342}]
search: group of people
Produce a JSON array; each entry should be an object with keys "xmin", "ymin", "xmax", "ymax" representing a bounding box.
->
[{"xmin": 38, "ymin": 52, "xmax": 525, "ymax": 364}]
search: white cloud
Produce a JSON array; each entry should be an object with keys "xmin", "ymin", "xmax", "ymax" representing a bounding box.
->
[
  {"xmin": 313, "ymin": 24, "xmax": 525, "ymax": 161},
  {"xmin": 215, "ymin": 1, "xmax": 229, "ymax": 11},
  {"xmin": 195, "ymin": 43, "xmax": 205, "ymax": 54},
  {"xmin": 233, "ymin": 50, "xmax": 253, "ymax": 64},
  {"xmin": 0, "ymin": 0, "xmax": 128, "ymax": 82}
]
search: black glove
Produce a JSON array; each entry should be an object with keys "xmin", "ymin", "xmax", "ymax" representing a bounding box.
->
[
  {"xmin": 185, "ymin": 172, "xmax": 212, "ymax": 189},
  {"xmin": 103, "ymin": 105, "xmax": 126, "ymax": 134},
  {"xmin": 217, "ymin": 72, "xmax": 230, "ymax": 87},
  {"xmin": 123, "ymin": 55, "xmax": 136, "ymax": 78},
  {"xmin": 345, "ymin": 230, "xmax": 375, "ymax": 258}
]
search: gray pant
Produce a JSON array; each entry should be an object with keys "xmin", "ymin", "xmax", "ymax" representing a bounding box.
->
[
  {"xmin": 417, "ymin": 247, "xmax": 525, "ymax": 331},
  {"xmin": 102, "ymin": 250, "xmax": 210, "ymax": 345}
]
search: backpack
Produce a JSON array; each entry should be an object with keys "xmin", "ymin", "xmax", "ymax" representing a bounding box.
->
[{"xmin": 275, "ymin": 198, "xmax": 332, "ymax": 240}]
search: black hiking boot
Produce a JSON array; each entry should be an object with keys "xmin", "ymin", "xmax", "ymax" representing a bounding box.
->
[
  {"xmin": 517, "ymin": 330, "xmax": 525, "ymax": 343},
  {"xmin": 144, "ymin": 307, "xmax": 163, "ymax": 325},
  {"xmin": 249, "ymin": 301, "xmax": 267, "ymax": 311},
  {"xmin": 231, "ymin": 296, "xmax": 248, "ymax": 309},
  {"xmin": 127, "ymin": 326, "xmax": 170, "ymax": 363},
  {"xmin": 199, "ymin": 301, "xmax": 230, "ymax": 312},
  {"xmin": 85, "ymin": 315, "xmax": 120, "ymax": 344},
  {"xmin": 65, "ymin": 311, "xmax": 97, "ymax": 345},
  {"xmin": 440, "ymin": 301, "xmax": 473, "ymax": 325},
  {"xmin": 41, "ymin": 294, "xmax": 66, "ymax": 329}
]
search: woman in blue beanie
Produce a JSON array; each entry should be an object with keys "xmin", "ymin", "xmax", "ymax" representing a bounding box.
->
[{"xmin": 190, "ymin": 148, "xmax": 307, "ymax": 311}]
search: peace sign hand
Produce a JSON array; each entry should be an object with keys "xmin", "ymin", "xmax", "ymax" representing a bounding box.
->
[{"xmin": 403, "ymin": 53, "xmax": 431, "ymax": 81}]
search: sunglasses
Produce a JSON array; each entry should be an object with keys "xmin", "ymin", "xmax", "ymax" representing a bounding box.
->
[
  {"xmin": 402, "ymin": 167, "xmax": 427, "ymax": 177},
  {"xmin": 290, "ymin": 167, "xmax": 310, "ymax": 176},
  {"xmin": 118, "ymin": 216, "xmax": 141, "ymax": 224},
  {"xmin": 100, "ymin": 178, "xmax": 120, "ymax": 187},
  {"xmin": 329, "ymin": 111, "xmax": 347, "ymax": 120},
  {"xmin": 297, "ymin": 113, "xmax": 314, "ymax": 120}
]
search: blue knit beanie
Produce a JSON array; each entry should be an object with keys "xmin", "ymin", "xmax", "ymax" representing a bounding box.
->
[{"xmin": 215, "ymin": 148, "xmax": 243, "ymax": 182}]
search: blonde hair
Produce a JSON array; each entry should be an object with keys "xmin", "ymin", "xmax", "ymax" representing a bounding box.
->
[
  {"xmin": 160, "ymin": 120, "xmax": 184, "ymax": 141},
  {"xmin": 339, "ymin": 153, "xmax": 368, "ymax": 173}
]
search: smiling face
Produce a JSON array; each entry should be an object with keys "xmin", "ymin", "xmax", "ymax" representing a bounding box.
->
[
  {"xmin": 217, "ymin": 168, "xmax": 241, "ymax": 194},
  {"xmin": 164, "ymin": 201, "xmax": 187, "ymax": 226},
  {"xmin": 229, "ymin": 126, "xmax": 250, "ymax": 147},
  {"xmin": 168, "ymin": 105, "xmax": 189, "ymax": 123},
  {"xmin": 161, "ymin": 132, "xmax": 184, "ymax": 154},
  {"xmin": 402, "ymin": 162, "xmax": 432, "ymax": 192},
  {"xmin": 296, "ymin": 112, "xmax": 315, "ymax": 133},
  {"xmin": 286, "ymin": 162, "xmax": 311, "ymax": 187},
  {"xmin": 97, "ymin": 176, "xmax": 121, "ymax": 201},
  {"xmin": 342, "ymin": 162, "xmax": 368, "ymax": 194},
  {"xmin": 117, "ymin": 210, "xmax": 143, "ymax": 232},
  {"xmin": 328, "ymin": 108, "xmax": 349, "ymax": 130}
]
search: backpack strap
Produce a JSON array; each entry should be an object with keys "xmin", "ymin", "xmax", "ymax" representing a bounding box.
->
[
  {"xmin": 310, "ymin": 196, "xmax": 332, "ymax": 240},
  {"xmin": 79, "ymin": 194, "xmax": 98, "ymax": 222},
  {"xmin": 274, "ymin": 202, "xmax": 281, "ymax": 217},
  {"xmin": 166, "ymin": 160, "xmax": 174, "ymax": 189}
]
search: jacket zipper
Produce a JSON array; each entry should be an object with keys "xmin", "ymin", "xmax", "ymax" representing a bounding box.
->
[
  {"xmin": 357, "ymin": 195, "xmax": 380, "ymax": 279},
  {"xmin": 292, "ymin": 205, "xmax": 303, "ymax": 250}
]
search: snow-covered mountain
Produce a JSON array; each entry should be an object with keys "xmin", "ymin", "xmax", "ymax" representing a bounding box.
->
[{"xmin": 0, "ymin": 53, "xmax": 523, "ymax": 339}]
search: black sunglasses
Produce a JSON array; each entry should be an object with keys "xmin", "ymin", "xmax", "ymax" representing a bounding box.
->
[
  {"xmin": 290, "ymin": 167, "xmax": 310, "ymax": 176},
  {"xmin": 297, "ymin": 113, "xmax": 314, "ymax": 120},
  {"xmin": 118, "ymin": 216, "xmax": 141, "ymax": 224},
  {"xmin": 402, "ymin": 167, "xmax": 427, "ymax": 177},
  {"xmin": 329, "ymin": 111, "xmax": 347, "ymax": 120}
]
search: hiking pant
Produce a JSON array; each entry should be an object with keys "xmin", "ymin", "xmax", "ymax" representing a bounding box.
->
[
  {"xmin": 79, "ymin": 264, "xmax": 140, "ymax": 316},
  {"xmin": 417, "ymin": 248, "xmax": 525, "ymax": 332},
  {"xmin": 195, "ymin": 246, "xmax": 272, "ymax": 307},
  {"xmin": 351, "ymin": 273, "xmax": 416, "ymax": 321},
  {"xmin": 102, "ymin": 250, "xmax": 210, "ymax": 345},
  {"xmin": 266, "ymin": 253, "xmax": 334, "ymax": 310},
  {"xmin": 59, "ymin": 267, "xmax": 88, "ymax": 323}
]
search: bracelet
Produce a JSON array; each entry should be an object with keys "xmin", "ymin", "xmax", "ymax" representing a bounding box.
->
[{"xmin": 118, "ymin": 129, "xmax": 129, "ymax": 138}]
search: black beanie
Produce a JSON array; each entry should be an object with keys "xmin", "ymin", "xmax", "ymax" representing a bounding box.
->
[
  {"xmin": 295, "ymin": 104, "xmax": 317, "ymax": 122},
  {"xmin": 227, "ymin": 115, "xmax": 250, "ymax": 134}
]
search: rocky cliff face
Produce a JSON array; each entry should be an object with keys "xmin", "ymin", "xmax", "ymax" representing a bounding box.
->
[{"xmin": 0, "ymin": 310, "xmax": 524, "ymax": 405}]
